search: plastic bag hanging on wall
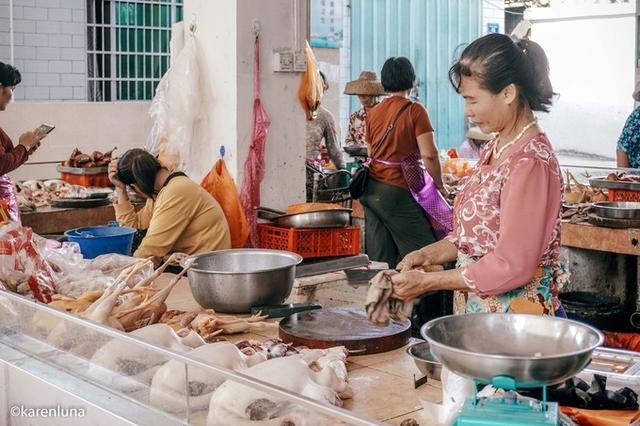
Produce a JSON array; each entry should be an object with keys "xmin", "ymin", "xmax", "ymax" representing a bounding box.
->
[
  {"xmin": 240, "ymin": 35, "xmax": 271, "ymax": 247},
  {"xmin": 297, "ymin": 40, "xmax": 324, "ymax": 121},
  {"xmin": 145, "ymin": 21, "xmax": 208, "ymax": 180},
  {"xmin": 201, "ymin": 156, "xmax": 249, "ymax": 249}
]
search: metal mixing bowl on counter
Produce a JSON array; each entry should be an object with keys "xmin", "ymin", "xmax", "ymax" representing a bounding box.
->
[
  {"xmin": 421, "ymin": 313, "xmax": 603, "ymax": 388},
  {"xmin": 184, "ymin": 249, "xmax": 303, "ymax": 313},
  {"xmin": 593, "ymin": 201, "xmax": 640, "ymax": 220},
  {"xmin": 406, "ymin": 340, "xmax": 442, "ymax": 380}
]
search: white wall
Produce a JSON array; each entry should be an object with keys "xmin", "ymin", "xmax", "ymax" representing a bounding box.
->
[
  {"xmin": 236, "ymin": 0, "xmax": 307, "ymax": 209},
  {"xmin": 527, "ymin": 3, "xmax": 636, "ymax": 159},
  {"xmin": 182, "ymin": 0, "xmax": 238, "ymax": 183},
  {"xmin": 3, "ymin": 0, "xmax": 309, "ymax": 211},
  {"xmin": 186, "ymin": 0, "xmax": 307, "ymax": 210},
  {"xmin": 0, "ymin": 0, "xmax": 88, "ymax": 102},
  {"xmin": 1, "ymin": 101, "xmax": 152, "ymax": 181},
  {"xmin": 482, "ymin": 0, "xmax": 505, "ymax": 35}
]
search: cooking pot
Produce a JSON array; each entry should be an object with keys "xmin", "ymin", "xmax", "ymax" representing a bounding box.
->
[{"xmin": 184, "ymin": 249, "xmax": 302, "ymax": 313}]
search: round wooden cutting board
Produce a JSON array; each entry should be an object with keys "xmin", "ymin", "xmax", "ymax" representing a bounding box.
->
[{"xmin": 278, "ymin": 306, "xmax": 411, "ymax": 355}]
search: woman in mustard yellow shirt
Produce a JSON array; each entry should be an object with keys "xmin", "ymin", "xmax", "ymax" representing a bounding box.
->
[{"xmin": 108, "ymin": 149, "xmax": 231, "ymax": 265}]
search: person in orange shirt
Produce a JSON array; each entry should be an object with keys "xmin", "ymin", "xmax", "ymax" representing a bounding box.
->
[{"xmin": 361, "ymin": 57, "xmax": 445, "ymax": 269}]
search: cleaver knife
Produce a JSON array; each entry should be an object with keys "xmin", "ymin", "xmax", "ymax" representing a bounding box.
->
[{"xmin": 344, "ymin": 268, "xmax": 386, "ymax": 286}]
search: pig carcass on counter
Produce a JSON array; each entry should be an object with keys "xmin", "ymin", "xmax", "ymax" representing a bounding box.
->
[
  {"xmin": 149, "ymin": 341, "xmax": 267, "ymax": 413},
  {"xmin": 206, "ymin": 347, "xmax": 352, "ymax": 425},
  {"xmin": 87, "ymin": 323, "xmax": 205, "ymax": 392}
]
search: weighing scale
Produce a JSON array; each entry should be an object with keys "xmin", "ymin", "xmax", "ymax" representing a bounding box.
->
[
  {"xmin": 454, "ymin": 376, "xmax": 561, "ymax": 426},
  {"xmin": 420, "ymin": 313, "xmax": 604, "ymax": 426}
]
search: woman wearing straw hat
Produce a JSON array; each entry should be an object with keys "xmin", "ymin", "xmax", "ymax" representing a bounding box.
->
[
  {"xmin": 459, "ymin": 126, "xmax": 495, "ymax": 159},
  {"xmin": 344, "ymin": 71, "xmax": 386, "ymax": 147}
]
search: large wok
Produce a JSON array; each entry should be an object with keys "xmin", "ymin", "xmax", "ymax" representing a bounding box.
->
[{"xmin": 257, "ymin": 206, "xmax": 352, "ymax": 228}]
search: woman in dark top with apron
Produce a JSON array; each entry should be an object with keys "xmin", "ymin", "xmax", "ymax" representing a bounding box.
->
[
  {"xmin": 0, "ymin": 62, "xmax": 46, "ymax": 222},
  {"xmin": 361, "ymin": 57, "xmax": 448, "ymax": 269}
]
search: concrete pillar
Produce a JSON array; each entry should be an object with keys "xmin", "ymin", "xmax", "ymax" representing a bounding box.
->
[{"xmin": 185, "ymin": 0, "xmax": 308, "ymax": 210}]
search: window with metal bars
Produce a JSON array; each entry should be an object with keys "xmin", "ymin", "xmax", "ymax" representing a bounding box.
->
[{"xmin": 86, "ymin": 0, "xmax": 183, "ymax": 101}]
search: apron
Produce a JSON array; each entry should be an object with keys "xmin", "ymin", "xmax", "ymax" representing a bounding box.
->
[
  {"xmin": 0, "ymin": 174, "xmax": 20, "ymax": 223},
  {"xmin": 453, "ymin": 252, "xmax": 569, "ymax": 316},
  {"xmin": 373, "ymin": 151, "xmax": 453, "ymax": 240}
]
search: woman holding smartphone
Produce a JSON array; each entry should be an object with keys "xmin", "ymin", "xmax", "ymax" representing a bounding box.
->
[{"xmin": 0, "ymin": 62, "xmax": 46, "ymax": 222}]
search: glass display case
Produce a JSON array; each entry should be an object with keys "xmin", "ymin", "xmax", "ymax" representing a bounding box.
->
[{"xmin": 0, "ymin": 289, "xmax": 380, "ymax": 425}]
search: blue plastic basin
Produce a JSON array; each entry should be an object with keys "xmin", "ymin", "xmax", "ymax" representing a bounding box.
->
[{"xmin": 64, "ymin": 225, "xmax": 137, "ymax": 259}]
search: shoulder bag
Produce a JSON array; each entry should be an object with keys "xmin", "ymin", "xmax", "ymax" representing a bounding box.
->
[{"xmin": 349, "ymin": 101, "xmax": 413, "ymax": 199}]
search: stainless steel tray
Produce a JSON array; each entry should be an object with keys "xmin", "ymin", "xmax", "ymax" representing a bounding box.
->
[
  {"xmin": 257, "ymin": 206, "xmax": 352, "ymax": 228},
  {"xmin": 590, "ymin": 177, "xmax": 640, "ymax": 191},
  {"xmin": 593, "ymin": 202, "xmax": 640, "ymax": 220},
  {"xmin": 57, "ymin": 165, "xmax": 108, "ymax": 175},
  {"xmin": 578, "ymin": 347, "xmax": 640, "ymax": 391},
  {"xmin": 275, "ymin": 209, "xmax": 352, "ymax": 228}
]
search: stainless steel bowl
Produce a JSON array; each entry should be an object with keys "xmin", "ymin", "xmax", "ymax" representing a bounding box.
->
[
  {"xmin": 406, "ymin": 341, "xmax": 442, "ymax": 380},
  {"xmin": 593, "ymin": 202, "xmax": 640, "ymax": 220},
  {"xmin": 421, "ymin": 313, "xmax": 603, "ymax": 388},
  {"xmin": 273, "ymin": 209, "xmax": 352, "ymax": 228},
  {"xmin": 185, "ymin": 249, "xmax": 303, "ymax": 313}
]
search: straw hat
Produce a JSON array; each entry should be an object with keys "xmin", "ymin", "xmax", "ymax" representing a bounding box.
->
[
  {"xmin": 344, "ymin": 71, "xmax": 385, "ymax": 96},
  {"xmin": 466, "ymin": 126, "xmax": 495, "ymax": 141}
]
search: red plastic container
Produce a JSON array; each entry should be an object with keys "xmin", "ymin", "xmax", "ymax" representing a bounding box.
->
[
  {"xmin": 257, "ymin": 224, "xmax": 361, "ymax": 258},
  {"xmin": 608, "ymin": 189, "xmax": 640, "ymax": 202},
  {"xmin": 60, "ymin": 172, "xmax": 112, "ymax": 187},
  {"xmin": 57, "ymin": 165, "xmax": 112, "ymax": 188}
]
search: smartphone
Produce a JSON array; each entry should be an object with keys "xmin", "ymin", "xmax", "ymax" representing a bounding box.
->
[{"xmin": 36, "ymin": 123, "xmax": 55, "ymax": 135}]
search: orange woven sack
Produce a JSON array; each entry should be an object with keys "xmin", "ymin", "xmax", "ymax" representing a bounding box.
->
[{"xmin": 201, "ymin": 159, "xmax": 249, "ymax": 248}]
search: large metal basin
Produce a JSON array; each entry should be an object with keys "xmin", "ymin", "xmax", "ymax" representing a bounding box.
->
[
  {"xmin": 406, "ymin": 341, "xmax": 442, "ymax": 380},
  {"xmin": 274, "ymin": 209, "xmax": 352, "ymax": 228},
  {"xmin": 593, "ymin": 202, "xmax": 640, "ymax": 220},
  {"xmin": 421, "ymin": 313, "xmax": 603, "ymax": 388},
  {"xmin": 185, "ymin": 249, "xmax": 302, "ymax": 313}
]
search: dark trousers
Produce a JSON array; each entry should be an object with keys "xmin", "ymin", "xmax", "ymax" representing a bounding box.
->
[{"xmin": 360, "ymin": 178, "xmax": 436, "ymax": 269}]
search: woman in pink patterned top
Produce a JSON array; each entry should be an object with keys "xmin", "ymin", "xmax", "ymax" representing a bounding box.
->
[{"xmin": 390, "ymin": 34, "xmax": 568, "ymax": 316}]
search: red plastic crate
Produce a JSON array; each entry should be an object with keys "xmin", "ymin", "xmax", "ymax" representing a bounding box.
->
[
  {"xmin": 608, "ymin": 189, "xmax": 640, "ymax": 202},
  {"xmin": 257, "ymin": 223, "xmax": 361, "ymax": 258},
  {"xmin": 60, "ymin": 171, "xmax": 112, "ymax": 188}
]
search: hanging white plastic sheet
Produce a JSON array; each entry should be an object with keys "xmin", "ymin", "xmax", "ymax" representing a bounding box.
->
[{"xmin": 145, "ymin": 21, "xmax": 209, "ymax": 181}]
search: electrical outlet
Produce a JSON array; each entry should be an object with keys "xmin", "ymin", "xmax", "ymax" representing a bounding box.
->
[
  {"xmin": 273, "ymin": 49, "xmax": 306, "ymax": 72},
  {"xmin": 273, "ymin": 50, "xmax": 294, "ymax": 72},
  {"xmin": 293, "ymin": 50, "xmax": 307, "ymax": 72}
]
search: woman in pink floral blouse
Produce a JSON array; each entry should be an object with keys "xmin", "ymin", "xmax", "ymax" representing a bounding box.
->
[{"xmin": 391, "ymin": 33, "xmax": 568, "ymax": 317}]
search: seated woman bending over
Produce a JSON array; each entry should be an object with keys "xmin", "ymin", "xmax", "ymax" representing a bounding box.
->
[{"xmin": 109, "ymin": 148, "xmax": 231, "ymax": 265}]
